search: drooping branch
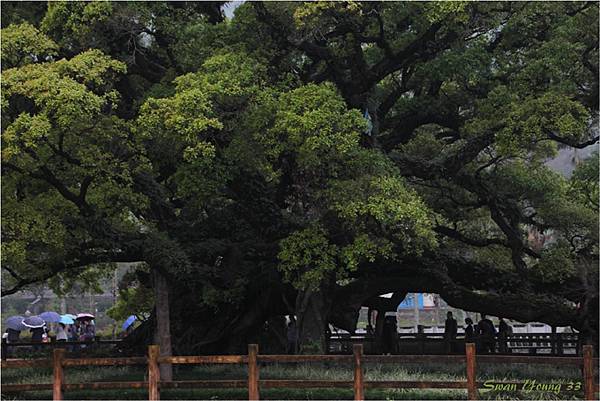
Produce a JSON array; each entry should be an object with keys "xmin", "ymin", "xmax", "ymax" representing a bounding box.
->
[
  {"xmin": 1, "ymin": 247, "xmax": 143, "ymax": 296},
  {"xmin": 545, "ymin": 129, "xmax": 599, "ymax": 149},
  {"xmin": 338, "ymin": 255, "xmax": 582, "ymax": 328}
]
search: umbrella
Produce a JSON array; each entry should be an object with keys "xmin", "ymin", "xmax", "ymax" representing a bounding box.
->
[
  {"xmin": 5, "ymin": 316, "xmax": 25, "ymax": 331},
  {"xmin": 59, "ymin": 315, "xmax": 75, "ymax": 325},
  {"xmin": 122, "ymin": 315, "xmax": 136, "ymax": 331},
  {"xmin": 63, "ymin": 314, "xmax": 77, "ymax": 320},
  {"xmin": 22, "ymin": 316, "xmax": 45, "ymax": 329},
  {"xmin": 40, "ymin": 311, "xmax": 61, "ymax": 323},
  {"xmin": 76, "ymin": 313, "xmax": 95, "ymax": 321}
]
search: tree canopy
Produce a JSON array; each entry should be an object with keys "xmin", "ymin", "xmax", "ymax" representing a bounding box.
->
[{"xmin": 2, "ymin": 1, "xmax": 598, "ymax": 353}]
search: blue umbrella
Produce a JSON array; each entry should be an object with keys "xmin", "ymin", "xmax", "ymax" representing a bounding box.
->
[
  {"xmin": 22, "ymin": 316, "xmax": 45, "ymax": 329},
  {"xmin": 59, "ymin": 315, "xmax": 75, "ymax": 325},
  {"xmin": 122, "ymin": 315, "xmax": 136, "ymax": 331},
  {"xmin": 39, "ymin": 311, "xmax": 61, "ymax": 323},
  {"xmin": 5, "ymin": 316, "xmax": 25, "ymax": 331}
]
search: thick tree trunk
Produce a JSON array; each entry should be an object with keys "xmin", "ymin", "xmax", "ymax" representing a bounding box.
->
[
  {"xmin": 153, "ymin": 269, "xmax": 173, "ymax": 381},
  {"xmin": 295, "ymin": 286, "xmax": 332, "ymax": 354}
]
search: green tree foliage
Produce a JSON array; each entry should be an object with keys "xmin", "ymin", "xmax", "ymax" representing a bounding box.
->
[{"xmin": 1, "ymin": 22, "xmax": 57, "ymax": 68}]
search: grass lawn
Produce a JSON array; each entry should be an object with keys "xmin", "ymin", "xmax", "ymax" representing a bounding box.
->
[{"xmin": 1, "ymin": 361, "xmax": 585, "ymax": 400}]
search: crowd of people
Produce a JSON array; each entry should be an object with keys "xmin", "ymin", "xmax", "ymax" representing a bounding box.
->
[
  {"xmin": 284, "ymin": 312, "xmax": 514, "ymax": 355},
  {"xmin": 321, "ymin": 312, "xmax": 515, "ymax": 355},
  {"xmin": 446, "ymin": 312, "xmax": 513, "ymax": 354},
  {"xmin": 4, "ymin": 320, "xmax": 96, "ymax": 345}
]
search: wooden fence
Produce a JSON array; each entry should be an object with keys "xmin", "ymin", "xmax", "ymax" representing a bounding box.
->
[{"xmin": 2, "ymin": 344, "xmax": 598, "ymax": 401}]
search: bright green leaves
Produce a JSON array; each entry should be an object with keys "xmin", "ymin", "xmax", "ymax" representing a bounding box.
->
[
  {"xmin": 138, "ymin": 52, "xmax": 266, "ymax": 203},
  {"xmin": 293, "ymin": 1, "xmax": 362, "ymax": 31},
  {"xmin": 1, "ymin": 22, "xmax": 58, "ymax": 68},
  {"xmin": 424, "ymin": 1, "xmax": 469, "ymax": 24},
  {"xmin": 2, "ymin": 50, "xmax": 134, "ymax": 216},
  {"xmin": 2, "ymin": 49, "xmax": 125, "ymax": 140},
  {"xmin": 139, "ymin": 52, "xmax": 265, "ymax": 143},
  {"xmin": 265, "ymin": 83, "xmax": 366, "ymax": 172},
  {"xmin": 270, "ymin": 83, "xmax": 436, "ymax": 288},
  {"xmin": 497, "ymin": 92, "xmax": 589, "ymax": 155},
  {"xmin": 54, "ymin": 48, "xmax": 126, "ymax": 91},
  {"xmin": 341, "ymin": 234, "xmax": 394, "ymax": 272},
  {"xmin": 278, "ymin": 225, "xmax": 338, "ymax": 289},
  {"xmin": 139, "ymin": 91, "xmax": 221, "ymax": 161},
  {"xmin": 2, "ymin": 48, "xmax": 147, "ymax": 241},
  {"xmin": 41, "ymin": 1, "xmax": 113, "ymax": 51},
  {"xmin": 464, "ymin": 83, "xmax": 590, "ymax": 158},
  {"xmin": 329, "ymin": 174, "xmax": 437, "ymax": 254},
  {"xmin": 1, "ymin": 113, "xmax": 51, "ymax": 160},
  {"xmin": 2, "ymin": 49, "xmax": 127, "ymax": 179},
  {"xmin": 199, "ymin": 53, "xmax": 266, "ymax": 100}
]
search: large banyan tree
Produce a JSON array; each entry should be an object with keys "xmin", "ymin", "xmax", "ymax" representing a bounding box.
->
[{"xmin": 2, "ymin": 1, "xmax": 598, "ymax": 364}]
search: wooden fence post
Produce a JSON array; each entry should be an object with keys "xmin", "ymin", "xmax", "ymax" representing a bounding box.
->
[
  {"xmin": 353, "ymin": 344, "xmax": 364, "ymax": 400},
  {"xmin": 248, "ymin": 344, "xmax": 259, "ymax": 400},
  {"xmin": 466, "ymin": 342, "xmax": 477, "ymax": 400},
  {"xmin": 583, "ymin": 345, "xmax": 594, "ymax": 400},
  {"xmin": 148, "ymin": 345, "xmax": 160, "ymax": 401},
  {"xmin": 53, "ymin": 348, "xmax": 65, "ymax": 401}
]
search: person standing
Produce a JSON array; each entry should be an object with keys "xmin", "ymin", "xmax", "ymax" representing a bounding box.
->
[
  {"xmin": 5, "ymin": 328, "xmax": 20, "ymax": 357},
  {"xmin": 498, "ymin": 318, "xmax": 512, "ymax": 353},
  {"xmin": 6, "ymin": 328, "xmax": 20, "ymax": 343},
  {"xmin": 382, "ymin": 316, "xmax": 398, "ymax": 355},
  {"xmin": 56, "ymin": 323, "xmax": 68, "ymax": 342},
  {"xmin": 464, "ymin": 318, "xmax": 475, "ymax": 342},
  {"xmin": 478, "ymin": 314, "xmax": 496, "ymax": 354},
  {"xmin": 286, "ymin": 317, "xmax": 298, "ymax": 354},
  {"xmin": 30, "ymin": 326, "xmax": 44, "ymax": 352},
  {"xmin": 68, "ymin": 322, "xmax": 80, "ymax": 352},
  {"xmin": 84, "ymin": 321, "xmax": 96, "ymax": 341},
  {"xmin": 444, "ymin": 311, "xmax": 458, "ymax": 353}
]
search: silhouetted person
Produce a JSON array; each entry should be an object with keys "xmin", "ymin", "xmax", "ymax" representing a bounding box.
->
[
  {"xmin": 4, "ymin": 328, "xmax": 20, "ymax": 357},
  {"xmin": 31, "ymin": 327, "xmax": 44, "ymax": 352},
  {"xmin": 286, "ymin": 317, "xmax": 298, "ymax": 354},
  {"xmin": 464, "ymin": 318, "xmax": 475, "ymax": 342},
  {"xmin": 444, "ymin": 311, "xmax": 458, "ymax": 353},
  {"xmin": 6, "ymin": 328, "xmax": 20, "ymax": 343},
  {"xmin": 382, "ymin": 316, "xmax": 398, "ymax": 355},
  {"xmin": 498, "ymin": 318, "xmax": 512, "ymax": 353},
  {"xmin": 478, "ymin": 314, "xmax": 496, "ymax": 353}
]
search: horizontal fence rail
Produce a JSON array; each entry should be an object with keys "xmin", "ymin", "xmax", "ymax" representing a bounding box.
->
[{"xmin": 1, "ymin": 344, "xmax": 598, "ymax": 401}]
